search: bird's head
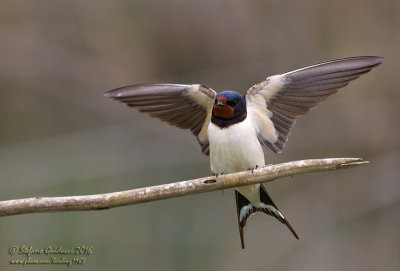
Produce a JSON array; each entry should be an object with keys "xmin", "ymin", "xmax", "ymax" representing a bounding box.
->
[{"xmin": 211, "ymin": 91, "xmax": 247, "ymax": 127}]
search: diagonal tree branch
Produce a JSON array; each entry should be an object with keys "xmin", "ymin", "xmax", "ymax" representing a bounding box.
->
[{"xmin": 0, "ymin": 158, "xmax": 368, "ymax": 217}]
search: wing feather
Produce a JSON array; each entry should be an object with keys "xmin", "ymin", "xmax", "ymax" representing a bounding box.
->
[
  {"xmin": 105, "ymin": 83, "xmax": 217, "ymax": 155},
  {"xmin": 246, "ymin": 56, "xmax": 383, "ymax": 153}
]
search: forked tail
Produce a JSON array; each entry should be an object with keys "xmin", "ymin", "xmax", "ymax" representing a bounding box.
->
[{"xmin": 235, "ymin": 184, "xmax": 299, "ymax": 249}]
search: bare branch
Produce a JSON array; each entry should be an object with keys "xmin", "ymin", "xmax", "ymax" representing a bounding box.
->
[{"xmin": 0, "ymin": 158, "xmax": 368, "ymax": 217}]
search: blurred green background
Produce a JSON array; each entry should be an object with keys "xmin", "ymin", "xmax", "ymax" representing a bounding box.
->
[{"xmin": 0, "ymin": 0, "xmax": 399, "ymax": 270}]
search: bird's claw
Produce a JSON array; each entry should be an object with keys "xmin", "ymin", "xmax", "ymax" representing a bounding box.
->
[
  {"xmin": 212, "ymin": 172, "xmax": 224, "ymax": 177},
  {"xmin": 247, "ymin": 165, "xmax": 259, "ymax": 174}
]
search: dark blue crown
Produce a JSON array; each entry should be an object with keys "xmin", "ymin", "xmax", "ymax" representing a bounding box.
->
[{"xmin": 216, "ymin": 91, "xmax": 243, "ymax": 100}]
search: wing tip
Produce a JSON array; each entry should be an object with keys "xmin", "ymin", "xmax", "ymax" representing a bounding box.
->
[
  {"xmin": 335, "ymin": 55, "xmax": 384, "ymax": 70},
  {"xmin": 329, "ymin": 55, "xmax": 384, "ymax": 65},
  {"xmin": 361, "ymin": 55, "xmax": 384, "ymax": 67},
  {"xmin": 104, "ymin": 89, "xmax": 119, "ymax": 98},
  {"xmin": 104, "ymin": 84, "xmax": 191, "ymax": 99},
  {"xmin": 105, "ymin": 85, "xmax": 136, "ymax": 99}
]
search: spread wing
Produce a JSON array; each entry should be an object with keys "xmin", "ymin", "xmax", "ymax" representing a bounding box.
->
[
  {"xmin": 105, "ymin": 83, "xmax": 217, "ymax": 155},
  {"xmin": 246, "ymin": 56, "xmax": 383, "ymax": 153}
]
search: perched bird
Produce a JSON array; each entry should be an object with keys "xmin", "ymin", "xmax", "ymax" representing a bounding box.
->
[{"xmin": 105, "ymin": 56, "xmax": 383, "ymax": 248}]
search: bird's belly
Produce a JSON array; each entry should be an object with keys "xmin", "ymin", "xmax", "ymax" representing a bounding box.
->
[{"xmin": 208, "ymin": 120, "xmax": 265, "ymax": 174}]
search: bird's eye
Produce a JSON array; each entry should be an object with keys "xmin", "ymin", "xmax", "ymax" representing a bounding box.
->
[{"xmin": 226, "ymin": 100, "xmax": 237, "ymax": 106}]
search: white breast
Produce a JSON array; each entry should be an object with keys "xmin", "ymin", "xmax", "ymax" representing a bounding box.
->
[{"xmin": 207, "ymin": 117, "xmax": 265, "ymax": 174}]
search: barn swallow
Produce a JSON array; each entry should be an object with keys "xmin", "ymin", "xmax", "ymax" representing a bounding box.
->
[{"xmin": 105, "ymin": 56, "xmax": 383, "ymax": 248}]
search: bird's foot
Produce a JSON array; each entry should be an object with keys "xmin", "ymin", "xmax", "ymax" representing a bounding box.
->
[{"xmin": 247, "ymin": 165, "xmax": 259, "ymax": 174}]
